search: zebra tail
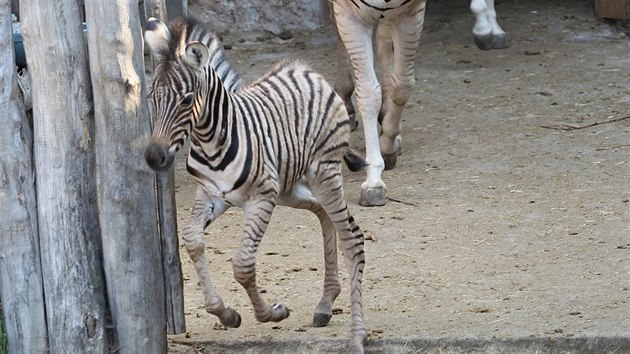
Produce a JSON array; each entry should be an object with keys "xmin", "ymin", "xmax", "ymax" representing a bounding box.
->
[{"xmin": 343, "ymin": 149, "xmax": 368, "ymax": 172}]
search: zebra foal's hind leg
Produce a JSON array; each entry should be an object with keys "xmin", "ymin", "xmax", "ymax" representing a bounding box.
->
[
  {"xmin": 278, "ymin": 180, "xmax": 341, "ymax": 328},
  {"xmin": 308, "ymin": 162, "xmax": 367, "ymax": 353},
  {"xmin": 233, "ymin": 197, "xmax": 291, "ymax": 324},
  {"xmin": 182, "ymin": 188, "xmax": 242, "ymax": 327}
]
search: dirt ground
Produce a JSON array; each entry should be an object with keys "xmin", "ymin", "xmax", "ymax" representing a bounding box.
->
[{"xmin": 167, "ymin": 0, "xmax": 629, "ymax": 352}]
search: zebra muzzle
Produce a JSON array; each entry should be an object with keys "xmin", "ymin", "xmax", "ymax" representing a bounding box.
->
[{"xmin": 144, "ymin": 142, "xmax": 174, "ymax": 172}]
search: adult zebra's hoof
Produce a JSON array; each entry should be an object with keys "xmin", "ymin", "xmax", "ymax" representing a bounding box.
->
[
  {"xmin": 220, "ymin": 308, "xmax": 242, "ymax": 328},
  {"xmin": 382, "ymin": 136, "xmax": 401, "ymax": 170},
  {"xmin": 491, "ymin": 33, "xmax": 509, "ymax": 49},
  {"xmin": 359, "ymin": 187, "xmax": 386, "ymax": 207},
  {"xmin": 383, "ymin": 152, "xmax": 398, "ymax": 170},
  {"xmin": 474, "ymin": 33, "xmax": 509, "ymax": 50},
  {"xmin": 313, "ymin": 312, "xmax": 332, "ymax": 327}
]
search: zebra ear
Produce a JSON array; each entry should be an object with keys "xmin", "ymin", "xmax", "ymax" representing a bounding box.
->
[
  {"xmin": 144, "ymin": 17, "xmax": 170, "ymax": 58},
  {"xmin": 184, "ymin": 42, "xmax": 210, "ymax": 71}
]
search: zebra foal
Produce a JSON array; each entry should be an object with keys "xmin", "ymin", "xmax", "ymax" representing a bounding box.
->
[{"xmin": 144, "ymin": 17, "xmax": 368, "ymax": 352}]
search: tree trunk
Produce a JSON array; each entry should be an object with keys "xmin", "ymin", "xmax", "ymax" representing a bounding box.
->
[
  {"xmin": 84, "ymin": 1, "xmax": 168, "ymax": 352},
  {"xmin": 144, "ymin": 0, "xmax": 187, "ymax": 335},
  {"xmin": 0, "ymin": 1, "xmax": 47, "ymax": 352},
  {"xmin": 19, "ymin": 0, "xmax": 109, "ymax": 353}
]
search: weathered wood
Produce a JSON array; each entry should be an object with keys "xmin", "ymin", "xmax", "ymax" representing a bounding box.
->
[
  {"xmin": 145, "ymin": 0, "xmax": 187, "ymax": 21},
  {"xmin": 19, "ymin": 0, "xmax": 109, "ymax": 353},
  {"xmin": 144, "ymin": 0, "xmax": 168, "ymax": 21},
  {"xmin": 156, "ymin": 168, "xmax": 186, "ymax": 334},
  {"xmin": 0, "ymin": 1, "xmax": 48, "ymax": 352},
  {"xmin": 144, "ymin": 0, "xmax": 187, "ymax": 335},
  {"xmin": 165, "ymin": 0, "xmax": 188, "ymax": 20},
  {"xmin": 84, "ymin": 1, "xmax": 168, "ymax": 352}
]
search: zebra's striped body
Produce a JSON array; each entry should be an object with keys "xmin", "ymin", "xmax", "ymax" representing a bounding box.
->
[
  {"xmin": 332, "ymin": 0, "xmax": 507, "ymax": 206},
  {"xmin": 144, "ymin": 17, "xmax": 367, "ymax": 352}
]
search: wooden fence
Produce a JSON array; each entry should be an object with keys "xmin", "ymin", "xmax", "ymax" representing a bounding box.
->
[{"xmin": 0, "ymin": 0, "xmax": 186, "ymax": 353}]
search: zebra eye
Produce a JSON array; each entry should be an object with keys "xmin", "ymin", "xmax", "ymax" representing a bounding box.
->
[{"xmin": 181, "ymin": 94, "xmax": 194, "ymax": 106}]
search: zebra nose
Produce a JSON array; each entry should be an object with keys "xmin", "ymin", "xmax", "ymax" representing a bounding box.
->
[{"xmin": 144, "ymin": 143, "xmax": 173, "ymax": 171}]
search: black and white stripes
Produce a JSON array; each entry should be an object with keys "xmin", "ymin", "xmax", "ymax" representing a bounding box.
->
[{"xmin": 144, "ymin": 17, "xmax": 368, "ymax": 353}]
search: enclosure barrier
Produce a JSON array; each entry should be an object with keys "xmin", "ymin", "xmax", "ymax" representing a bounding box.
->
[{"xmin": 0, "ymin": 1, "xmax": 186, "ymax": 353}]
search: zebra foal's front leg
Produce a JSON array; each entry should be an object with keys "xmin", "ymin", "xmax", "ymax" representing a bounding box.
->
[
  {"xmin": 182, "ymin": 188, "xmax": 242, "ymax": 327},
  {"xmin": 234, "ymin": 198, "xmax": 291, "ymax": 323}
]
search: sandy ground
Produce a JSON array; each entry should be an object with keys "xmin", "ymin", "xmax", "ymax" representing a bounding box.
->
[{"xmin": 166, "ymin": 0, "xmax": 629, "ymax": 352}]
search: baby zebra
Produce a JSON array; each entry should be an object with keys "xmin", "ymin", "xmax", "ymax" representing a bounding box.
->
[{"xmin": 144, "ymin": 17, "xmax": 368, "ymax": 352}]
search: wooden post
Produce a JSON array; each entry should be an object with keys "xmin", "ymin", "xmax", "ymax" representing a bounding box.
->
[
  {"xmin": 0, "ymin": 1, "xmax": 48, "ymax": 352},
  {"xmin": 144, "ymin": 0, "xmax": 187, "ymax": 21},
  {"xmin": 84, "ymin": 1, "xmax": 168, "ymax": 352},
  {"xmin": 19, "ymin": 0, "xmax": 109, "ymax": 352},
  {"xmin": 144, "ymin": 0, "xmax": 187, "ymax": 335},
  {"xmin": 166, "ymin": 0, "xmax": 188, "ymax": 20},
  {"xmin": 594, "ymin": 0, "xmax": 630, "ymax": 19}
]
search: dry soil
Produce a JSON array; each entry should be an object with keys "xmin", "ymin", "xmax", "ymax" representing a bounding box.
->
[{"xmin": 166, "ymin": 0, "xmax": 630, "ymax": 352}]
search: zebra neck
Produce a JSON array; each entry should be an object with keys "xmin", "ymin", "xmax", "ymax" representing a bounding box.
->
[{"xmin": 191, "ymin": 67, "xmax": 238, "ymax": 163}]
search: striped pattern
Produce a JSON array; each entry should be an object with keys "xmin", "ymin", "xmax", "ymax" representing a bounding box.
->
[
  {"xmin": 332, "ymin": 0, "xmax": 506, "ymax": 207},
  {"xmin": 144, "ymin": 17, "xmax": 367, "ymax": 352},
  {"xmin": 331, "ymin": 0, "xmax": 427, "ymax": 207}
]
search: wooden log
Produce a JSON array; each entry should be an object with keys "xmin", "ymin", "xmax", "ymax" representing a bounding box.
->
[
  {"xmin": 144, "ymin": 0, "xmax": 167, "ymax": 21},
  {"xmin": 165, "ymin": 0, "xmax": 188, "ymax": 20},
  {"xmin": 19, "ymin": 0, "xmax": 109, "ymax": 352},
  {"xmin": 144, "ymin": 0, "xmax": 187, "ymax": 21},
  {"xmin": 156, "ymin": 168, "xmax": 186, "ymax": 334},
  {"xmin": 84, "ymin": 1, "xmax": 168, "ymax": 352},
  {"xmin": 144, "ymin": 0, "xmax": 187, "ymax": 335},
  {"xmin": 0, "ymin": 1, "xmax": 48, "ymax": 352}
]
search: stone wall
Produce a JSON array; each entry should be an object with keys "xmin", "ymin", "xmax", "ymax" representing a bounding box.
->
[{"xmin": 189, "ymin": 0, "xmax": 330, "ymax": 36}]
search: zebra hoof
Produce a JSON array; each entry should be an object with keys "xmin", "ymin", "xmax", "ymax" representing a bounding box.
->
[
  {"xmin": 474, "ymin": 33, "xmax": 509, "ymax": 50},
  {"xmin": 491, "ymin": 33, "xmax": 509, "ymax": 49},
  {"xmin": 270, "ymin": 303, "xmax": 291, "ymax": 322},
  {"xmin": 313, "ymin": 312, "xmax": 332, "ymax": 327},
  {"xmin": 383, "ymin": 152, "xmax": 398, "ymax": 170},
  {"xmin": 474, "ymin": 34, "xmax": 494, "ymax": 50},
  {"xmin": 359, "ymin": 187, "xmax": 386, "ymax": 207},
  {"xmin": 220, "ymin": 308, "xmax": 242, "ymax": 328}
]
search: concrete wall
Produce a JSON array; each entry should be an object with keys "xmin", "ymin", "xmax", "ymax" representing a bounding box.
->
[{"xmin": 189, "ymin": 0, "xmax": 330, "ymax": 36}]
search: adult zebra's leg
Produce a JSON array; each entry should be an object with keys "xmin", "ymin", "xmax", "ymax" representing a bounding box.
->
[
  {"xmin": 470, "ymin": 0, "xmax": 508, "ymax": 50},
  {"xmin": 333, "ymin": 2, "xmax": 386, "ymax": 207},
  {"xmin": 378, "ymin": 3, "xmax": 425, "ymax": 171},
  {"xmin": 308, "ymin": 163, "xmax": 367, "ymax": 353},
  {"xmin": 278, "ymin": 180, "xmax": 341, "ymax": 328},
  {"xmin": 182, "ymin": 188, "xmax": 241, "ymax": 327},
  {"xmin": 234, "ymin": 198, "xmax": 291, "ymax": 323},
  {"xmin": 375, "ymin": 19, "xmax": 397, "ymax": 170},
  {"xmin": 331, "ymin": 11, "xmax": 357, "ymax": 129}
]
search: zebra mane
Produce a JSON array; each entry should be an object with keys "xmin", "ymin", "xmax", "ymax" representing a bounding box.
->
[{"xmin": 154, "ymin": 16, "xmax": 242, "ymax": 92}]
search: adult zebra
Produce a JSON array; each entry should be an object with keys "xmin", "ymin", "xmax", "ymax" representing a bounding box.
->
[
  {"xmin": 143, "ymin": 17, "xmax": 368, "ymax": 352},
  {"xmin": 331, "ymin": 0, "xmax": 507, "ymax": 206}
]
